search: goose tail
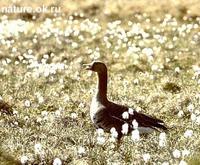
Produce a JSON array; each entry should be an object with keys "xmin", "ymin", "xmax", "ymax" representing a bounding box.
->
[{"xmin": 134, "ymin": 111, "xmax": 168, "ymax": 132}]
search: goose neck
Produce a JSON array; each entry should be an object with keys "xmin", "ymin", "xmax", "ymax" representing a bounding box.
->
[{"xmin": 96, "ymin": 71, "xmax": 108, "ymax": 102}]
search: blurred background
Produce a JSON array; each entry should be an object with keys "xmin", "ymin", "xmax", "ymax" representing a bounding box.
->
[{"xmin": 1, "ymin": 0, "xmax": 200, "ymax": 19}]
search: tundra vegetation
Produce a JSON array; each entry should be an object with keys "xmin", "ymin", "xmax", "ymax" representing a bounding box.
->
[{"xmin": 0, "ymin": 0, "xmax": 200, "ymax": 164}]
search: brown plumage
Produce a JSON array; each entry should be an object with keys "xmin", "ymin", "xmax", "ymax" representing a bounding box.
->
[{"xmin": 84, "ymin": 61, "xmax": 167, "ymax": 139}]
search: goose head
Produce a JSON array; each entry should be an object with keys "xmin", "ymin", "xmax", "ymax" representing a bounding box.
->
[{"xmin": 83, "ymin": 61, "xmax": 107, "ymax": 74}]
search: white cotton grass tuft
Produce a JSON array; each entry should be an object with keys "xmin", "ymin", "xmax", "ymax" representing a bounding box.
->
[
  {"xmin": 179, "ymin": 160, "xmax": 188, "ymax": 165},
  {"xmin": 132, "ymin": 119, "xmax": 138, "ymax": 129},
  {"xmin": 53, "ymin": 158, "xmax": 62, "ymax": 165},
  {"xmin": 121, "ymin": 123, "xmax": 129, "ymax": 134},
  {"xmin": 13, "ymin": 110, "xmax": 18, "ymax": 116},
  {"xmin": 77, "ymin": 146, "xmax": 86, "ymax": 156},
  {"xmin": 122, "ymin": 111, "xmax": 129, "ymax": 119},
  {"xmin": 71, "ymin": 112, "xmax": 78, "ymax": 119},
  {"xmin": 151, "ymin": 64, "xmax": 159, "ymax": 72},
  {"xmin": 97, "ymin": 136, "xmax": 106, "ymax": 145},
  {"xmin": 159, "ymin": 132, "xmax": 167, "ymax": 147},
  {"xmin": 24, "ymin": 100, "xmax": 31, "ymax": 107},
  {"xmin": 38, "ymin": 95, "xmax": 44, "ymax": 104},
  {"xmin": 41, "ymin": 110, "xmax": 48, "ymax": 117},
  {"xmin": 96, "ymin": 128, "xmax": 105, "ymax": 145},
  {"xmin": 187, "ymin": 104, "xmax": 194, "ymax": 112},
  {"xmin": 173, "ymin": 149, "xmax": 181, "ymax": 158},
  {"xmin": 97, "ymin": 128, "xmax": 104, "ymax": 136},
  {"xmin": 161, "ymin": 162, "xmax": 169, "ymax": 165},
  {"xmin": 142, "ymin": 153, "xmax": 151, "ymax": 163},
  {"xmin": 110, "ymin": 127, "xmax": 118, "ymax": 138},
  {"xmin": 196, "ymin": 116, "xmax": 200, "ymax": 125},
  {"xmin": 182, "ymin": 149, "xmax": 190, "ymax": 157},
  {"xmin": 55, "ymin": 110, "xmax": 61, "ymax": 117},
  {"xmin": 133, "ymin": 78, "xmax": 139, "ymax": 85},
  {"xmin": 20, "ymin": 155, "xmax": 28, "ymax": 164},
  {"xmin": 142, "ymin": 47, "xmax": 154, "ymax": 58},
  {"xmin": 190, "ymin": 113, "xmax": 196, "ymax": 122},
  {"xmin": 128, "ymin": 108, "xmax": 134, "ymax": 115},
  {"xmin": 131, "ymin": 129, "xmax": 140, "ymax": 142},
  {"xmin": 184, "ymin": 130, "xmax": 193, "ymax": 138},
  {"xmin": 36, "ymin": 117, "xmax": 42, "ymax": 123},
  {"xmin": 35, "ymin": 92, "xmax": 44, "ymax": 104},
  {"xmin": 175, "ymin": 67, "xmax": 181, "ymax": 74},
  {"xmin": 177, "ymin": 110, "xmax": 184, "ymax": 118},
  {"xmin": 34, "ymin": 143, "xmax": 43, "ymax": 155}
]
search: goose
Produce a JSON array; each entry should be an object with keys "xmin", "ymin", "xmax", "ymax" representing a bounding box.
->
[{"xmin": 84, "ymin": 61, "xmax": 167, "ymax": 140}]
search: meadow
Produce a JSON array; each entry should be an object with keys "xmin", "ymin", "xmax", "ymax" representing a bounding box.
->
[{"xmin": 0, "ymin": 0, "xmax": 200, "ymax": 164}]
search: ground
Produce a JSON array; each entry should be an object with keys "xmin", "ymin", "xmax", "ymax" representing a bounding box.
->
[{"xmin": 0, "ymin": 0, "xmax": 200, "ymax": 164}]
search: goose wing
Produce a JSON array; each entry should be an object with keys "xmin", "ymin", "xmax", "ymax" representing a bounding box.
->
[{"xmin": 107, "ymin": 102, "xmax": 167, "ymax": 131}]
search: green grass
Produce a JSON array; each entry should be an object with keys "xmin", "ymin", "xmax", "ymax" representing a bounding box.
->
[{"xmin": 0, "ymin": 1, "xmax": 200, "ymax": 164}]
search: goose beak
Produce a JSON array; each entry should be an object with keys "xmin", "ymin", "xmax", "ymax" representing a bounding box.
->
[{"xmin": 83, "ymin": 63, "xmax": 92, "ymax": 70}]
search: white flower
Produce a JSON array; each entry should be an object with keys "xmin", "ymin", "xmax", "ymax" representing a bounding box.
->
[
  {"xmin": 187, "ymin": 104, "xmax": 194, "ymax": 112},
  {"xmin": 128, "ymin": 108, "xmax": 134, "ymax": 115},
  {"xmin": 184, "ymin": 130, "xmax": 193, "ymax": 138},
  {"xmin": 196, "ymin": 116, "xmax": 200, "ymax": 125},
  {"xmin": 59, "ymin": 78, "xmax": 64, "ymax": 84},
  {"xmin": 97, "ymin": 136, "xmax": 106, "ymax": 145},
  {"xmin": 182, "ymin": 149, "xmax": 190, "ymax": 157},
  {"xmin": 122, "ymin": 111, "xmax": 129, "ymax": 119},
  {"xmin": 132, "ymin": 119, "xmax": 138, "ymax": 129},
  {"xmin": 131, "ymin": 129, "xmax": 140, "ymax": 142},
  {"xmin": 151, "ymin": 64, "xmax": 159, "ymax": 72},
  {"xmin": 36, "ymin": 117, "xmax": 42, "ymax": 123},
  {"xmin": 142, "ymin": 153, "xmax": 150, "ymax": 163},
  {"xmin": 161, "ymin": 162, "xmax": 169, "ymax": 165},
  {"xmin": 159, "ymin": 132, "xmax": 166, "ymax": 140},
  {"xmin": 175, "ymin": 67, "xmax": 181, "ymax": 73},
  {"xmin": 121, "ymin": 123, "xmax": 129, "ymax": 134},
  {"xmin": 179, "ymin": 160, "xmax": 187, "ymax": 165},
  {"xmin": 34, "ymin": 143, "xmax": 42, "ymax": 154},
  {"xmin": 159, "ymin": 132, "xmax": 167, "ymax": 147},
  {"xmin": 195, "ymin": 110, "xmax": 200, "ymax": 115},
  {"xmin": 142, "ymin": 48, "xmax": 154, "ymax": 57},
  {"xmin": 97, "ymin": 128, "xmax": 104, "ymax": 136},
  {"xmin": 110, "ymin": 127, "xmax": 118, "ymax": 138},
  {"xmin": 24, "ymin": 116, "xmax": 29, "ymax": 121},
  {"xmin": 71, "ymin": 112, "xmax": 77, "ymax": 119},
  {"xmin": 72, "ymin": 42, "xmax": 78, "ymax": 48},
  {"xmin": 177, "ymin": 110, "xmax": 184, "ymax": 118},
  {"xmin": 41, "ymin": 111, "xmax": 48, "ymax": 116},
  {"xmin": 191, "ymin": 113, "xmax": 196, "ymax": 122},
  {"xmin": 38, "ymin": 96, "xmax": 44, "ymax": 104},
  {"xmin": 53, "ymin": 158, "xmax": 62, "ymax": 165},
  {"xmin": 12, "ymin": 47, "xmax": 17, "ymax": 52},
  {"xmin": 24, "ymin": 100, "xmax": 31, "ymax": 107},
  {"xmin": 78, "ymin": 103, "xmax": 85, "ymax": 108},
  {"xmin": 77, "ymin": 146, "xmax": 86, "ymax": 155},
  {"xmin": 14, "ymin": 121, "xmax": 18, "ymax": 126},
  {"xmin": 133, "ymin": 79, "xmax": 139, "ymax": 85},
  {"xmin": 173, "ymin": 149, "xmax": 181, "ymax": 158},
  {"xmin": 20, "ymin": 155, "xmax": 28, "ymax": 164},
  {"xmin": 166, "ymin": 58, "xmax": 170, "ymax": 63},
  {"xmin": 159, "ymin": 139, "xmax": 166, "ymax": 147},
  {"xmin": 28, "ymin": 49, "xmax": 33, "ymax": 54},
  {"xmin": 55, "ymin": 110, "xmax": 61, "ymax": 117},
  {"xmin": 13, "ymin": 110, "xmax": 18, "ymax": 115}
]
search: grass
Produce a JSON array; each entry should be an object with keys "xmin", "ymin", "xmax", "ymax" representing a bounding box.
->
[{"xmin": 0, "ymin": 0, "xmax": 200, "ymax": 164}]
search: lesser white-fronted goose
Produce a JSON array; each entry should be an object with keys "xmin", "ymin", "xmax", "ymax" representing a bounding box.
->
[{"xmin": 84, "ymin": 61, "xmax": 167, "ymax": 140}]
